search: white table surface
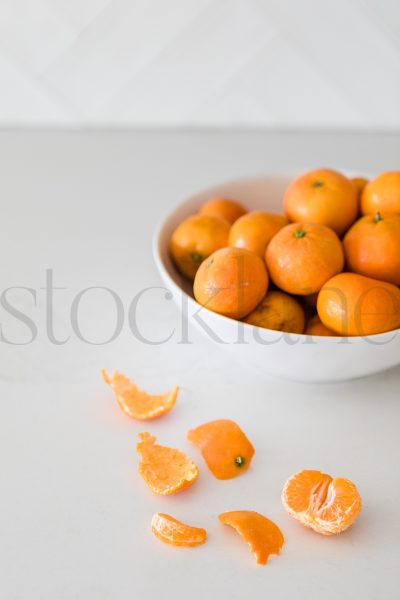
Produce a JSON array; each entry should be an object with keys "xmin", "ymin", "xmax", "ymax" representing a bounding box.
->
[{"xmin": 1, "ymin": 130, "xmax": 400, "ymax": 600}]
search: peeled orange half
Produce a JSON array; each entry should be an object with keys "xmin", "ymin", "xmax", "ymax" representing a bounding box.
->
[
  {"xmin": 102, "ymin": 369, "xmax": 178, "ymax": 420},
  {"xmin": 282, "ymin": 470, "xmax": 362, "ymax": 535},
  {"xmin": 187, "ymin": 419, "xmax": 254, "ymax": 480},
  {"xmin": 219, "ymin": 511, "xmax": 284, "ymax": 565},
  {"xmin": 136, "ymin": 433, "xmax": 199, "ymax": 495},
  {"xmin": 151, "ymin": 513, "xmax": 207, "ymax": 547}
]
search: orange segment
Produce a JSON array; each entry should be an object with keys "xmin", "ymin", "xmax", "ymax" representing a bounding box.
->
[
  {"xmin": 187, "ymin": 419, "xmax": 254, "ymax": 480},
  {"xmin": 151, "ymin": 513, "xmax": 207, "ymax": 547},
  {"xmin": 219, "ymin": 511, "xmax": 284, "ymax": 565},
  {"xmin": 136, "ymin": 433, "xmax": 199, "ymax": 495},
  {"xmin": 102, "ymin": 369, "xmax": 178, "ymax": 420},
  {"xmin": 282, "ymin": 470, "xmax": 362, "ymax": 535}
]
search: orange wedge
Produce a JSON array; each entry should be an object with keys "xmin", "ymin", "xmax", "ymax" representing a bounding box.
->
[
  {"xmin": 151, "ymin": 513, "xmax": 207, "ymax": 547},
  {"xmin": 219, "ymin": 511, "xmax": 284, "ymax": 565},
  {"xmin": 136, "ymin": 433, "xmax": 199, "ymax": 495},
  {"xmin": 187, "ymin": 419, "xmax": 254, "ymax": 480},
  {"xmin": 282, "ymin": 469, "xmax": 362, "ymax": 535},
  {"xmin": 102, "ymin": 369, "xmax": 178, "ymax": 420}
]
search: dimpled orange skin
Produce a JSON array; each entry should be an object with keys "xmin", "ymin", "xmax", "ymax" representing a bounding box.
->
[
  {"xmin": 265, "ymin": 222, "xmax": 344, "ymax": 295},
  {"xmin": 243, "ymin": 291, "xmax": 305, "ymax": 334},
  {"xmin": 343, "ymin": 213, "xmax": 400, "ymax": 285},
  {"xmin": 361, "ymin": 171, "xmax": 400, "ymax": 215},
  {"xmin": 284, "ymin": 168, "xmax": 359, "ymax": 236},
  {"xmin": 282, "ymin": 470, "xmax": 362, "ymax": 535},
  {"xmin": 304, "ymin": 314, "xmax": 337, "ymax": 337},
  {"xmin": 151, "ymin": 513, "xmax": 207, "ymax": 547},
  {"xmin": 170, "ymin": 214, "xmax": 230, "ymax": 280},
  {"xmin": 193, "ymin": 247, "xmax": 268, "ymax": 320},
  {"xmin": 187, "ymin": 419, "xmax": 254, "ymax": 480},
  {"xmin": 199, "ymin": 197, "xmax": 246, "ymax": 224},
  {"xmin": 219, "ymin": 511, "xmax": 284, "ymax": 565},
  {"xmin": 228, "ymin": 211, "xmax": 289, "ymax": 258},
  {"xmin": 136, "ymin": 433, "xmax": 199, "ymax": 495},
  {"xmin": 317, "ymin": 272, "xmax": 400, "ymax": 336}
]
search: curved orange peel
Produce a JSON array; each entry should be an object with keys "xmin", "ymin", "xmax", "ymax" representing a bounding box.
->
[
  {"xmin": 282, "ymin": 469, "xmax": 362, "ymax": 535},
  {"xmin": 219, "ymin": 510, "xmax": 284, "ymax": 565},
  {"xmin": 136, "ymin": 433, "xmax": 199, "ymax": 495},
  {"xmin": 187, "ymin": 419, "xmax": 254, "ymax": 480},
  {"xmin": 151, "ymin": 513, "xmax": 207, "ymax": 547},
  {"xmin": 102, "ymin": 369, "xmax": 178, "ymax": 420}
]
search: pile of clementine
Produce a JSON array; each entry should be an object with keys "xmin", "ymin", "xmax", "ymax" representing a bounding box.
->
[{"xmin": 170, "ymin": 170, "xmax": 400, "ymax": 337}]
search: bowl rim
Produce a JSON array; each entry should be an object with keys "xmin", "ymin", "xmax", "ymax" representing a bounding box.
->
[{"xmin": 152, "ymin": 173, "xmax": 400, "ymax": 344}]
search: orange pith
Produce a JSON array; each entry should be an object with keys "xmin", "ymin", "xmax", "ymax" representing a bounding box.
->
[
  {"xmin": 136, "ymin": 433, "xmax": 199, "ymax": 495},
  {"xmin": 282, "ymin": 470, "xmax": 362, "ymax": 535},
  {"xmin": 102, "ymin": 369, "xmax": 178, "ymax": 420},
  {"xmin": 151, "ymin": 513, "xmax": 207, "ymax": 547},
  {"xmin": 219, "ymin": 510, "xmax": 284, "ymax": 565},
  {"xmin": 187, "ymin": 419, "xmax": 254, "ymax": 480}
]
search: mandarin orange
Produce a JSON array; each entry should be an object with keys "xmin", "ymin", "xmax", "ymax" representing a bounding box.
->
[
  {"xmin": 265, "ymin": 222, "xmax": 344, "ymax": 295},
  {"xmin": 199, "ymin": 197, "xmax": 246, "ymax": 224},
  {"xmin": 170, "ymin": 214, "xmax": 230, "ymax": 280},
  {"xmin": 228, "ymin": 211, "xmax": 288, "ymax": 258},
  {"xmin": 284, "ymin": 168, "xmax": 358, "ymax": 236},
  {"xmin": 193, "ymin": 247, "xmax": 268, "ymax": 319},
  {"xmin": 282, "ymin": 470, "xmax": 362, "ymax": 535}
]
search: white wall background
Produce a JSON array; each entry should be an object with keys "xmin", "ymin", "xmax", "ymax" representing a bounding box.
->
[{"xmin": 0, "ymin": 0, "xmax": 399, "ymax": 129}]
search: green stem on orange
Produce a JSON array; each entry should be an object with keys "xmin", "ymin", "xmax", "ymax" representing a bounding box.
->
[
  {"xmin": 374, "ymin": 211, "xmax": 382, "ymax": 223},
  {"xmin": 294, "ymin": 230, "xmax": 306, "ymax": 239}
]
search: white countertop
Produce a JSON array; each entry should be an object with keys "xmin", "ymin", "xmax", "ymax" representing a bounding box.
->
[{"xmin": 1, "ymin": 130, "xmax": 399, "ymax": 600}]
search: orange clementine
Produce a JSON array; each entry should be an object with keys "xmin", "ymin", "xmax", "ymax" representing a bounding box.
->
[
  {"xmin": 351, "ymin": 176, "xmax": 368, "ymax": 196},
  {"xmin": 219, "ymin": 511, "xmax": 284, "ymax": 565},
  {"xmin": 304, "ymin": 314, "xmax": 337, "ymax": 337},
  {"xmin": 187, "ymin": 419, "xmax": 254, "ymax": 480},
  {"xmin": 284, "ymin": 168, "xmax": 358, "ymax": 236},
  {"xmin": 243, "ymin": 290, "xmax": 305, "ymax": 334},
  {"xmin": 199, "ymin": 197, "xmax": 246, "ymax": 224},
  {"xmin": 265, "ymin": 222, "xmax": 344, "ymax": 295},
  {"xmin": 228, "ymin": 211, "xmax": 288, "ymax": 258},
  {"xmin": 151, "ymin": 513, "xmax": 207, "ymax": 547},
  {"xmin": 193, "ymin": 247, "xmax": 268, "ymax": 319},
  {"xmin": 102, "ymin": 370, "xmax": 178, "ymax": 420},
  {"xmin": 136, "ymin": 433, "xmax": 199, "ymax": 495},
  {"xmin": 282, "ymin": 470, "xmax": 362, "ymax": 535},
  {"xmin": 361, "ymin": 171, "xmax": 400, "ymax": 215},
  {"xmin": 317, "ymin": 272, "xmax": 400, "ymax": 336},
  {"xmin": 170, "ymin": 214, "xmax": 230, "ymax": 279},
  {"xmin": 343, "ymin": 212, "xmax": 400, "ymax": 285}
]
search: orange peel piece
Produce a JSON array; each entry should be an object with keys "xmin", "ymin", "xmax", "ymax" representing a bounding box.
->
[
  {"xmin": 136, "ymin": 433, "xmax": 199, "ymax": 495},
  {"xmin": 151, "ymin": 513, "xmax": 207, "ymax": 547},
  {"xmin": 282, "ymin": 469, "xmax": 362, "ymax": 535},
  {"xmin": 219, "ymin": 511, "xmax": 284, "ymax": 565},
  {"xmin": 102, "ymin": 369, "xmax": 178, "ymax": 420},
  {"xmin": 187, "ymin": 419, "xmax": 254, "ymax": 479}
]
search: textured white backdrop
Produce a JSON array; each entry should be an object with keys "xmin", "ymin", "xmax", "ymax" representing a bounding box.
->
[{"xmin": 0, "ymin": 0, "xmax": 399, "ymax": 128}]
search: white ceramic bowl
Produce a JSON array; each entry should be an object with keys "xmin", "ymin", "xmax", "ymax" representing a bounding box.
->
[{"xmin": 153, "ymin": 175, "xmax": 400, "ymax": 383}]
